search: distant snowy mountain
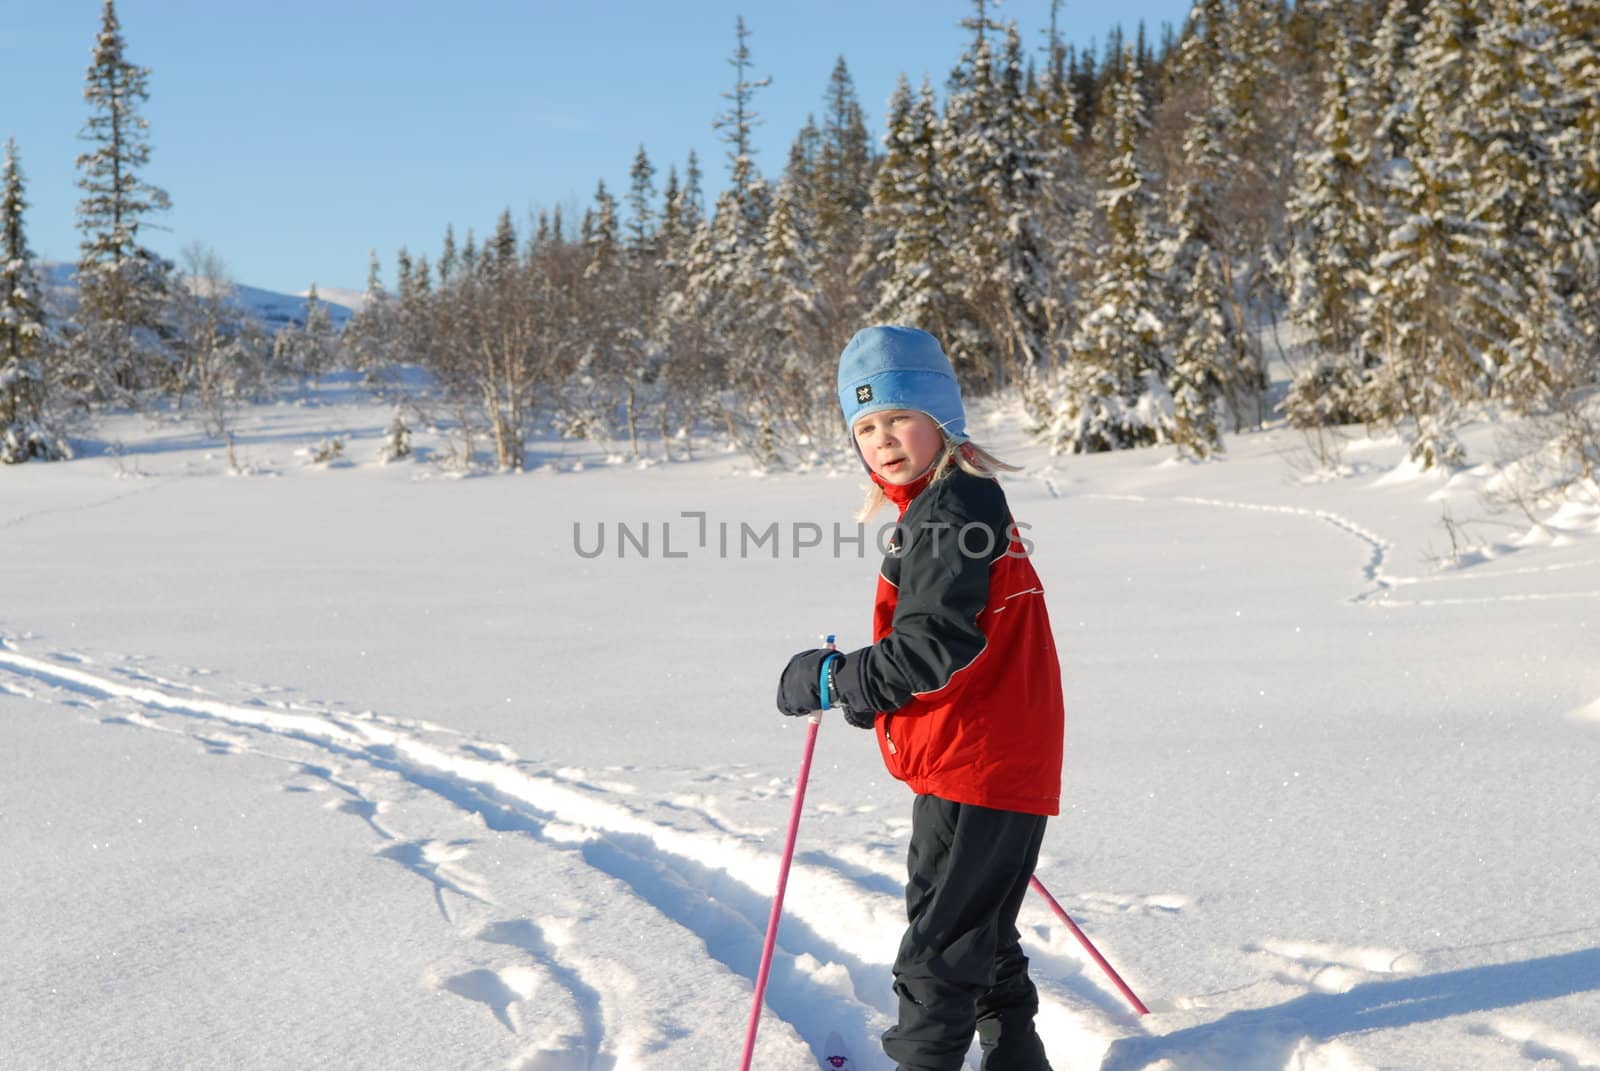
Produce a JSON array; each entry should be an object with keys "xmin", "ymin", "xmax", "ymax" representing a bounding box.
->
[
  {"xmin": 38, "ymin": 261, "xmax": 355, "ymax": 330},
  {"xmin": 234, "ymin": 281, "xmax": 355, "ymax": 330},
  {"xmin": 299, "ymin": 286, "xmax": 366, "ymax": 314}
]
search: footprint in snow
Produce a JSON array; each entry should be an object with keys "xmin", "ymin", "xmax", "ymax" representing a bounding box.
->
[
  {"xmin": 1469, "ymin": 1018, "xmax": 1600, "ymax": 1069},
  {"xmin": 1245, "ymin": 938, "xmax": 1422, "ymax": 994},
  {"xmin": 442, "ymin": 965, "xmax": 541, "ymax": 1033}
]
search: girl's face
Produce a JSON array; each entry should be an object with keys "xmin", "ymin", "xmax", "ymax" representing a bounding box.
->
[{"xmin": 852, "ymin": 409, "xmax": 944, "ymax": 485}]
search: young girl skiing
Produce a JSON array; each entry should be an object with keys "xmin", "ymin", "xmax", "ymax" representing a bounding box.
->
[{"xmin": 777, "ymin": 325, "xmax": 1065, "ymax": 1071}]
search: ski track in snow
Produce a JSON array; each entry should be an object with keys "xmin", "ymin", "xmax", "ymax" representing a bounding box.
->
[
  {"xmin": 6, "ymin": 636, "xmax": 1586, "ymax": 1068},
  {"xmin": 0, "ymin": 640, "xmax": 1145, "ymax": 1069}
]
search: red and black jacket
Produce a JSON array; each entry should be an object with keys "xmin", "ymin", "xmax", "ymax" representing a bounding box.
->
[{"xmin": 831, "ymin": 466, "xmax": 1065, "ymax": 816}]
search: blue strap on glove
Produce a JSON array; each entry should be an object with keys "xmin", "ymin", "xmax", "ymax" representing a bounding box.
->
[{"xmin": 776, "ymin": 648, "xmax": 875, "ymax": 728}]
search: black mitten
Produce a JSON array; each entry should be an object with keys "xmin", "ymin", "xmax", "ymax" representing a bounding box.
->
[{"xmin": 776, "ymin": 649, "xmax": 841, "ymax": 716}]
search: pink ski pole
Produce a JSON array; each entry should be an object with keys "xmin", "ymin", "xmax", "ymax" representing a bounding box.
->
[
  {"xmin": 740, "ymin": 635, "xmax": 838, "ymax": 1071},
  {"xmin": 1029, "ymin": 875, "xmax": 1150, "ymax": 1016}
]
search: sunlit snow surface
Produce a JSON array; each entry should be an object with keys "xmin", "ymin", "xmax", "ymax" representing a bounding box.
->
[{"xmin": 3, "ymin": 379, "xmax": 1597, "ymax": 1070}]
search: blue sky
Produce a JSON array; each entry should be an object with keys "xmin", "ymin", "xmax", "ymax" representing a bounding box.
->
[{"xmin": 1, "ymin": 1, "xmax": 1196, "ymax": 298}]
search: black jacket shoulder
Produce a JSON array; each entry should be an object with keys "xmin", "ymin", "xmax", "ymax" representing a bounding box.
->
[
  {"xmin": 834, "ymin": 469, "xmax": 1012, "ymax": 715},
  {"xmin": 905, "ymin": 468, "xmax": 1009, "ymax": 528}
]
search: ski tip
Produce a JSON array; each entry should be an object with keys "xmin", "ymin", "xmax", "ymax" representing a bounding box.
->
[{"xmin": 821, "ymin": 1031, "xmax": 853, "ymax": 1070}]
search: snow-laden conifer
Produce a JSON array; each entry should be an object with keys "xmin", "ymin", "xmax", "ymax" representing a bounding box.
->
[
  {"xmin": 1283, "ymin": 21, "xmax": 1375, "ymax": 428},
  {"xmin": 936, "ymin": 7, "xmax": 1004, "ymax": 384},
  {"xmin": 1361, "ymin": 0, "xmax": 1499, "ymax": 467},
  {"xmin": 1053, "ymin": 50, "xmax": 1172, "ymax": 454},
  {"xmin": 936, "ymin": 13, "xmax": 1053, "ymax": 392},
  {"xmin": 1548, "ymin": 0, "xmax": 1599, "ymax": 353},
  {"xmin": 73, "ymin": 0, "xmax": 173, "ymax": 399},
  {"xmin": 1, "ymin": 138, "xmax": 68, "ymax": 463},
  {"xmin": 346, "ymin": 251, "xmax": 396, "ymax": 377},
  {"xmin": 808, "ymin": 57, "xmax": 874, "ymax": 362},
  {"xmin": 1466, "ymin": 0, "xmax": 1589, "ymax": 411},
  {"xmin": 865, "ymin": 78, "xmax": 950, "ymax": 338},
  {"xmin": 814, "ymin": 57, "xmax": 873, "ymax": 265},
  {"xmin": 625, "ymin": 146, "xmax": 658, "ymax": 269},
  {"xmin": 1161, "ymin": 107, "xmax": 1239, "ymax": 456},
  {"xmin": 745, "ymin": 166, "xmax": 831, "ymax": 457},
  {"xmin": 272, "ymin": 285, "xmax": 341, "ymax": 387}
]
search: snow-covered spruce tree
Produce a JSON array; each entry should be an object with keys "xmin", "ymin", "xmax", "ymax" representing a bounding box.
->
[
  {"xmin": 937, "ymin": 7, "xmax": 1056, "ymax": 392},
  {"xmin": 673, "ymin": 15, "xmax": 775, "ymax": 459},
  {"xmin": 1367, "ymin": 0, "xmax": 1421, "ymax": 166},
  {"xmin": 866, "ymin": 77, "xmax": 952, "ymax": 339},
  {"xmin": 1160, "ymin": 106, "xmax": 1238, "ymax": 457},
  {"xmin": 649, "ymin": 154, "xmax": 712, "ymax": 458},
  {"xmin": 1053, "ymin": 49, "xmax": 1172, "ymax": 454},
  {"xmin": 1549, "ymin": 0, "xmax": 1600, "ymax": 355},
  {"xmin": 1168, "ymin": 0, "xmax": 1227, "ymax": 104},
  {"xmin": 437, "ymin": 224, "xmax": 458, "ymax": 286},
  {"xmin": 808, "ymin": 56, "xmax": 875, "ymax": 361},
  {"xmin": 1217, "ymin": 0, "xmax": 1291, "ymax": 260},
  {"xmin": 656, "ymin": 163, "xmax": 692, "ymax": 286},
  {"xmin": 1465, "ymin": 0, "xmax": 1591, "ymax": 411},
  {"xmin": 1361, "ymin": 0, "xmax": 1501, "ymax": 468},
  {"xmin": 986, "ymin": 23, "xmax": 1055, "ymax": 392},
  {"xmin": 271, "ymin": 285, "xmax": 341, "ymax": 390},
  {"xmin": 391, "ymin": 245, "xmax": 437, "ymax": 369},
  {"xmin": 72, "ymin": 0, "xmax": 174, "ymax": 400},
  {"xmin": 1029, "ymin": 5, "xmax": 1085, "ymax": 397},
  {"xmin": 345, "ymin": 249, "xmax": 398, "ymax": 378},
  {"xmin": 934, "ymin": 3, "xmax": 1002, "ymax": 384},
  {"xmin": 1283, "ymin": 19, "xmax": 1375, "ymax": 429},
  {"xmin": 621, "ymin": 146, "xmax": 673, "ymax": 458},
  {"xmin": 625, "ymin": 145, "xmax": 658, "ymax": 270},
  {"xmin": 712, "ymin": 15, "xmax": 772, "ymax": 250},
  {"xmin": 745, "ymin": 159, "xmax": 831, "ymax": 455},
  {"xmin": 1162, "ymin": 0, "xmax": 1283, "ymax": 416},
  {"xmin": 1, "ymin": 139, "xmax": 68, "ymax": 463},
  {"xmin": 575, "ymin": 180, "xmax": 647, "ymax": 458},
  {"xmin": 814, "ymin": 58, "xmax": 873, "ymax": 263}
]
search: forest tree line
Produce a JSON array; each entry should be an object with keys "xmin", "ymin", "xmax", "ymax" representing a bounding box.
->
[{"xmin": 2, "ymin": 0, "xmax": 1597, "ymax": 475}]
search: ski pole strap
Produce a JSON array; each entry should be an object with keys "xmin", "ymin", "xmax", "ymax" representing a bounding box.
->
[{"xmin": 817, "ymin": 652, "xmax": 843, "ymax": 710}]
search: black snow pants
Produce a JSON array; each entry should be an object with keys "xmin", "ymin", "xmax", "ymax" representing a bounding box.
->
[{"xmin": 881, "ymin": 794, "xmax": 1053, "ymax": 1071}]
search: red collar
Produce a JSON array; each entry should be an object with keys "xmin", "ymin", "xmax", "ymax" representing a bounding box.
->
[{"xmin": 870, "ymin": 466, "xmax": 936, "ymax": 515}]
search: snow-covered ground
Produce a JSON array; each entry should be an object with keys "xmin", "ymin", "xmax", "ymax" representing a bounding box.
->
[{"xmin": 3, "ymin": 381, "xmax": 1598, "ymax": 1070}]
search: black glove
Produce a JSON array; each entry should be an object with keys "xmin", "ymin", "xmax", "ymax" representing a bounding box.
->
[
  {"xmin": 776, "ymin": 648, "xmax": 839, "ymax": 716},
  {"xmin": 776, "ymin": 649, "xmax": 877, "ymax": 729}
]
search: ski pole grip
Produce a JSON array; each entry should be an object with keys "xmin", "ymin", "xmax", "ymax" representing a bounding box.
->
[{"xmin": 813, "ymin": 634, "xmax": 838, "ymax": 724}]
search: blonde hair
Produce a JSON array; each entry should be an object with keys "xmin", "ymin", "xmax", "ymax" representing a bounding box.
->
[{"xmin": 854, "ymin": 436, "xmax": 1021, "ymax": 521}]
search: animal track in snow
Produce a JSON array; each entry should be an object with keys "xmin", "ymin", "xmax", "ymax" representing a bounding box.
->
[{"xmin": 1080, "ymin": 491, "xmax": 1393, "ymax": 603}]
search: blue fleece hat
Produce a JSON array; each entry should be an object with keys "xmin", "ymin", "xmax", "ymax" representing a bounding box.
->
[{"xmin": 837, "ymin": 326, "xmax": 968, "ymax": 442}]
